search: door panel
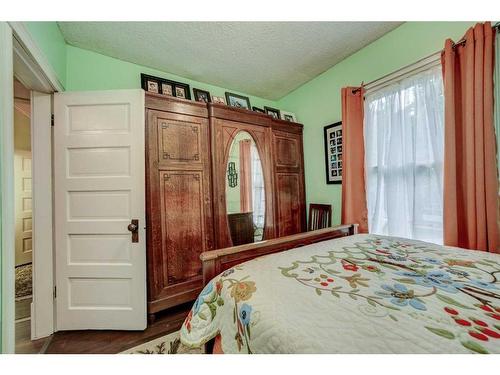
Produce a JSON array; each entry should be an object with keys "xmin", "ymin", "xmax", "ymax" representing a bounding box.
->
[
  {"xmin": 54, "ymin": 90, "xmax": 146, "ymax": 330},
  {"xmin": 146, "ymin": 108, "xmax": 213, "ymax": 312},
  {"xmin": 15, "ymin": 151, "xmax": 32, "ymax": 266},
  {"xmin": 272, "ymin": 129, "xmax": 306, "ymax": 237},
  {"xmin": 274, "ymin": 133, "xmax": 300, "ymax": 169},
  {"xmin": 276, "ymin": 173, "xmax": 303, "ymax": 237},
  {"xmin": 158, "ymin": 119, "xmax": 202, "ymax": 164},
  {"xmin": 160, "ymin": 171, "xmax": 206, "ymax": 284}
]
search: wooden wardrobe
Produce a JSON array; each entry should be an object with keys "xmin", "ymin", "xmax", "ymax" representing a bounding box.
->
[{"xmin": 145, "ymin": 93, "xmax": 305, "ymax": 320}]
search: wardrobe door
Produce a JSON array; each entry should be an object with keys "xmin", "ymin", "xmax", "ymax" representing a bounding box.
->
[
  {"xmin": 211, "ymin": 116, "xmax": 276, "ymax": 249},
  {"xmin": 146, "ymin": 108, "xmax": 213, "ymax": 314},
  {"xmin": 273, "ymin": 129, "xmax": 306, "ymax": 237}
]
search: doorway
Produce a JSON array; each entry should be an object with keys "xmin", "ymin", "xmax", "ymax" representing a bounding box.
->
[
  {"xmin": 1, "ymin": 22, "xmax": 59, "ymax": 354},
  {"xmin": 12, "ymin": 78, "xmax": 40, "ymax": 353}
]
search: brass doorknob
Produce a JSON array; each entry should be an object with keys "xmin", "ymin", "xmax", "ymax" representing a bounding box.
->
[{"xmin": 128, "ymin": 219, "xmax": 139, "ymax": 243}]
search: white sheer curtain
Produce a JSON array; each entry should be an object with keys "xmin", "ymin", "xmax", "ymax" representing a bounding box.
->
[
  {"xmin": 251, "ymin": 144, "xmax": 265, "ymax": 238},
  {"xmin": 364, "ymin": 66, "xmax": 444, "ymax": 244}
]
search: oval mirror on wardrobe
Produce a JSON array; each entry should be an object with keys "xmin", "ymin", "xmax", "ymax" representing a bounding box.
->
[{"xmin": 225, "ymin": 131, "xmax": 266, "ymax": 246}]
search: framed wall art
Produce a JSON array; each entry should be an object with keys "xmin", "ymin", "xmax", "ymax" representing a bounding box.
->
[{"xmin": 324, "ymin": 121, "xmax": 343, "ymax": 184}]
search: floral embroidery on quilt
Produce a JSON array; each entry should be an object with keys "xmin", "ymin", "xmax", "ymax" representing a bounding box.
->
[
  {"xmin": 183, "ymin": 267, "xmax": 258, "ymax": 353},
  {"xmin": 279, "ymin": 236, "xmax": 500, "ymax": 353}
]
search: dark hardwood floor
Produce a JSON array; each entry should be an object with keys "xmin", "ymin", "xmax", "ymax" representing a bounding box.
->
[{"xmin": 43, "ymin": 303, "xmax": 191, "ymax": 354}]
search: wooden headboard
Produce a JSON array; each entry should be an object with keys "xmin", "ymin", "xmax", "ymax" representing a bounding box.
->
[{"xmin": 200, "ymin": 224, "xmax": 358, "ymax": 285}]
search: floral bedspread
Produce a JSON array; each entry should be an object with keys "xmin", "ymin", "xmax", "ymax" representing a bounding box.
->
[{"xmin": 180, "ymin": 234, "xmax": 500, "ymax": 353}]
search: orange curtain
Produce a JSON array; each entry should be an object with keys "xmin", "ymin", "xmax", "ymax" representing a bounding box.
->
[
  {"xmin": 341, "ymin": 87, "xmax": 368, "ymax": 233},
  {"xmin": 239, "ymin": 139, "xmax": 252, "ymax": 212},
  {"xmin": 442, "ymin": 22, "xmax": 499, "ymax": 252}
]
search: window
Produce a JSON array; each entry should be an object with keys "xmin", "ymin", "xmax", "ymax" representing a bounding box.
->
[{"xmin": 364, "ymin": 66, "xmax": 444, "ymax": 244}]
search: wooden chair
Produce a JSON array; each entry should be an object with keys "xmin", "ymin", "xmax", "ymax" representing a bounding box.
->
[{"xmin": 308, "ymin": 204, "xmax": 332, "ymax": 231}]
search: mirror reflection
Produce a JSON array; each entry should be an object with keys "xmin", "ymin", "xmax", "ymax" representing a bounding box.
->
[{"xmin": 226, "ymin": 131, "xmax": 266, "ymax": 245}]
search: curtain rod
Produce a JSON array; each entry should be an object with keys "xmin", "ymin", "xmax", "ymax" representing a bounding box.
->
[
  {"xmin": 353, "ymin": 23, "xmax": 500, "ymax": 95},
  {"xmin": 350, "ymin": 27, "xmax": 496, "ymax": 95},
  {"xmin": 351, "ymin": 50, "xmax": 441, "ymax": 94}
]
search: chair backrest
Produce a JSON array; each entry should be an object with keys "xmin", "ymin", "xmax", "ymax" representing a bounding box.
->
[{"xmin": 308, "ymin": 204, "xmax": 332, "ymax": 231}]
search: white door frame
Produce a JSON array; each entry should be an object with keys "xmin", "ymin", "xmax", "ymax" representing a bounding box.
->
[
  {"xmin": 1, "ymin": 21, "xmax": 16, "ymax": 354},
  {"xmin": 1, "ymin": 21, "xmax": 62, "ymax": 352},
  {"xmin": 30, "ymin": 92, "xmax": 54, "ymax": 339}
]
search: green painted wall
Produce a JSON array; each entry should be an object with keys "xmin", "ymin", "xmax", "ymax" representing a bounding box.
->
[
  {"xmin": 277, "ymin": 21, "xmax": 475, "ymax": 225},
  {"xmin": 65, "ymin": 45, "xmax": 279, "ymax": 109},
  {"xmin": 25, "ymin": 22, "xmax": 67, "ymax": 88}
]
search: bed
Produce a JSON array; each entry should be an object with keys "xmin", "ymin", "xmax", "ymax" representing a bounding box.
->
[{"xmin": 179, "ymin": 225, "xmax": 500, "ymax": 354}]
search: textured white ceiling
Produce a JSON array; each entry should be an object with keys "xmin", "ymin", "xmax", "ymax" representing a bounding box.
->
[{"xmin": 58, "ymin": 22, "xmax": 403, "ymax": 100}]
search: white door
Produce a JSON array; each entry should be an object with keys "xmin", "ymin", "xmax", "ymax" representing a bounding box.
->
[
  {"xmin": 54, "ymin": 90, "xmax": 146, "ymax": 330},
  {"xmin": 14, "ymin": 151, "xmax": 32, "ymax": 266}
]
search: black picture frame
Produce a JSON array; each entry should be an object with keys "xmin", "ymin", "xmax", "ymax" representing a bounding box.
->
[
  {"xmin": 141, "ymin": 73, "xmax": 191, "ymax": 100},
  {"xmin": 252, "ymin": 106, "xmax": 265, "ymax": 113},
  {"xmin": 324, "ymin": 121, "xmax": 343, "ymax": 184},
  {"xmin": 193, "ymin": 88, "xmax": 211, "ymax": 103},
  {"xmin": 264, "ymin": 106, "xmax": 281, "ymax": 119},
  {"xmin": 143, "ymin": 77, "xmax": 160, "ymax": 94},
  {"xmin": 225, "ymin": 92, "xmax": 251, "ymax": 110},
  {"xmin": 161, "ymin": 82, "xmax": 174, "ymax": 96}
]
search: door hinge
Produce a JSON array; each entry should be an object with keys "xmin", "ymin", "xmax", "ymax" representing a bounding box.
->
[
  {"xmin": 53, "ymin": 286, "xmax": 57, "ymax": 299},
  {"xmin": 51, "ymin": 114, "xmax": 54, "ymax": 127}
]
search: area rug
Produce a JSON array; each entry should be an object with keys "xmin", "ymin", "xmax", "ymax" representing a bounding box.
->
[
  {"xmin": 15, "ymin": 263, "xmax": 32, "ymax": 298},
  {"xmin": 120, "ymin": 331, "xmax": 204, "ymax": 354}
]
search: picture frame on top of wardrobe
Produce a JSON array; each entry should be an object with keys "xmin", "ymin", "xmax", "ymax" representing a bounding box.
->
[
  {"xmin": 264, "ymin": 106, "xmax": 280, "ymax": 119},
  {"xmin": 141, "ymin": 73, "xmax": 191, "ymax": 100},
  {"xmin": 193, "ymin": 88, "xmax": 211, "ymax": 103}
]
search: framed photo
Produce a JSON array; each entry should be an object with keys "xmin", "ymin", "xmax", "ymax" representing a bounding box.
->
[
  {"xmin": 324, "ymin": 121, "xmax": 343, "ymax": 184},
  {"xmin": 145, "ymin": 79, "xmax": 159, "ymax": 94},
  {"xmin": 193, "ymin": 88, "xmax": 211, "ymax": 103},
  {"xmin": 281, "ymin": 111, "xmax": 297, "ymax": 122},
  {"xmin": 175, "ymin": 86, "xmax": 187, "ymax": 99},
  {"xmin": 264, "ymin": 106, "xmax": 280, "ymax": 119},
  {"xmin": 141, "ymin": 73, "xmax": 191, "ymax": 100},
  {"xmin": 161, "ymin": 82, "xmax": 173, "ymax": 96},
  {"xmin": 252, "ymin": 107, "xmax": 265, "ymax": 113},
  {"xmin": 225, "ymin": 92, "xmax": 251, "ymax": 110},
  {"xmin": 212, "ymin": 95, "xmax": 226, "ymax": 105}
]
